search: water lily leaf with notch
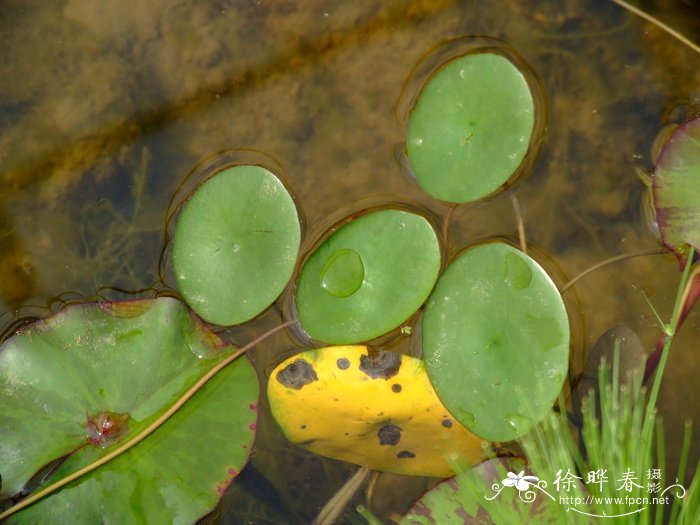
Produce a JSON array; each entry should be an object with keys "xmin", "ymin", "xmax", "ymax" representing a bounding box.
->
[
  {"xmin": 268, "ymin": 346, "xmax": 489, "ymax": 477},
  {"xmin": 0, "ymin": 298, "xmax": 258, "ymax": 523},
  {"xmin": 422, "ymin": 242, "xmax": 569, "ymax": 442},
  {"xmin": 407, "ymin": 52, "xmax": 536, "ymax": 203},
  {"xmin": 295, "ymin": 209, "xmax": 441, "ymax": 343},
  {"xmin": 652, "ymin": 117, "xmax": 700, "ymax": 262},
  {"xmin": 400, "ymin": 458, "xmax": 561, "ymax": 524},
  {"xmin": 172, "ymin": 165, "xmax": 301, "ymax": 326}
]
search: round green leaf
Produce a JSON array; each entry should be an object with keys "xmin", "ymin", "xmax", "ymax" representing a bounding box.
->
[
  {"xmin": 0, "ymin": 298, "xmax": 259, "ymax": 522},
  {"xmin": 407, "ymin": 52, "xmax": 536, "ymax": 203},
  {"xmin": 422, "ymin": 242, "xmax": 569, "ymax": 442},
  {"xmin": 296, "ymin": 209, "xmax": 441, "ymax": 344},
  {"xmin": 172, "ymin": 165, "xmax": 300, "ymax": 326},
  {"xmin": 652, "ymin": 117, "xmax": 700, "ymax": 260}
]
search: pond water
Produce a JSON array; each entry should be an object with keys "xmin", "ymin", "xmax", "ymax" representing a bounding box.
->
[{"xmin": 1, "ymin": 0, "xmax": 699, "ymax": 522}]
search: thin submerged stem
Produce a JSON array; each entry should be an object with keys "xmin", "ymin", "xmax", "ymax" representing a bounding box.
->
[
  {"xmin": 560, "ymin": 249, "xmax": 664, "ymax": 293},
  {"xmin": 508, "ymin": 190, "xmax": 527, "ymax": 255},
  {"xmin": 442, "ymin": 203, "xmax": 457, "ymax": 249},
  {"xmin": 312, "ymin": 467, "xmax": 371, "ymax": 525},
  {"xmin": 611, "ymin": 0, "xmax": 700, "ymax": 56}
]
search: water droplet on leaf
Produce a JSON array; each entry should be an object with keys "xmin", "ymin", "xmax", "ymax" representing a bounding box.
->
[
  {"xmin": 320, "ymin": 249, "xmax": 365, "ymax": 298},
  {"xmin": 504, "ymin": 252, "xmax": 532, "ymax": 289},
  {"xmin": 504, "ymin": 414, "xmax": 531, "ymax": 434},
  {"xmin": 456, "ymin": 409, "xmax": 476, "ymax": 428}
]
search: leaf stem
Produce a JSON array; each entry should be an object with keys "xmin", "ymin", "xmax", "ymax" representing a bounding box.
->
[
  {"xmin": 645, "ymin": 247, "xmax": 695, "ymax": 411},
  {"xmin": 0, "ymin": 319, "xmax": 296, "ymax": 521},
  {"xmin": 312, "ymin": 467, "xmax": 370, "ymax": 525},
  {"xmin": 508, "ymin": 190, "xmax": 527, "ymax": 255},
  {"xmin": 559, "ymin": 249, "xmax": 664, "ymax": 293},
  {"xmin": 611, "ymin": 0, "xmax": 700, "ymax": 56}
]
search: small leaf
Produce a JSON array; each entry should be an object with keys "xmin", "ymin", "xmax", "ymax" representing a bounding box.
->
[
  {"xmin": 407, "ymin": 52, "xmax": 536, "ymax": 203},
  {"xmin": 295, "ymin": 209, "xmax": 441, "ymax": 344},
  {"xmin": 268, "ymin": 346, "xmax": 489, "ymax": 477},
  {"xmin": 422, "ymin": 242, "xmax": 570, "ymax": 442},
  {"xmin": 652, "ymin": 117, "xmax": 700, "ymax": 261},
  {"xmin": 172, "ymin": 165, "xmax": 300, "ymax": 326}
]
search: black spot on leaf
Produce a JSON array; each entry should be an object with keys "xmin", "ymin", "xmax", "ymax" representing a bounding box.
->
[
  {"xmin": 397, "ymin": 450, "xmax": 415, "ymax": 459},
  {"xmin": 360, "ymin": 351, "xmax": 401, "ymax": 379},
  {"xmin": 336, "ymin": 357, "xmax": 350, "ymax": 370},
  {"xmin": 378, "ymin": 424, "xmax": 402, "ymax": 445},
  {"xmin": 276, "ymin": 359, "xmax": 318, "ymax": 389}
]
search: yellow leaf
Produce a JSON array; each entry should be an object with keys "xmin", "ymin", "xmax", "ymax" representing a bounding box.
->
[{"xmin": 268, "ymin": 346, "xmax": 490, "ymax": 477}]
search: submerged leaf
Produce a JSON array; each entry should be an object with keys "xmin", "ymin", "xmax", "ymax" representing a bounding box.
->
[
  {"xmin": 0, "ymin": 298, "xmax": 258, "ymax": 522},
  {"xmin": 268, "ymin": 346, "xmax": 489, "ymax": 477},
  {"xmin": 422, "ymin": 242, "xmax": 570, "ymax": 442}
]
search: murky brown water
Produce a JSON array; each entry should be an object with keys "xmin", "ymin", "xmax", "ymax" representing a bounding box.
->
[{"xmin": 1, "ymin": 0, "xmax": 699, "ymax": 522}]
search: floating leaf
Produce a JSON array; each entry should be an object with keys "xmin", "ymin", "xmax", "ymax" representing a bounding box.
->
[
  {"xmin": 172, "ymin": 165, "xmax": 300, "ymax": 326},
  {"xmin": 422, "ymin": 242, "xmax": 569, "ymax": 442},
  {"xmin": 0, "ymin": 298, "xmax": 258, "ymax": 522},
  {"xmin": 295, "ymin": 209, "xmax": 441, "ymax": 343},
  {"xmin": 406, "ymin": 52, "xmax": 536, "ymax": 203},
  {"xmin": 268, "ymin": 346, "xmax": 489, "ymax": 477},
  {"xmin": 400, "ymin": 458, "xmax": 561, "ymax": 524},
  {"xmin": 652, "ymin": 117, "xmax": 700, "ymax": 261}
]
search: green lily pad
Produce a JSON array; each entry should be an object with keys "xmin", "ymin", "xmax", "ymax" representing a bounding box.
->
[
  {"xmin": 0, "ymin": 298, "xmax": 259, "ymax": 523},
  {"xmin": 400, "ymin": 458, "xmax": 562, "ymax": 524},
  {"xmin": 172, "ymin": 165, "xmax": 301, "ymax": 326},
  {"xmin": 407, "ymin": 52, "xmax": 536, "ymax": 203},
  {"xmin": 422, "ymin": 242, "xmax": 569, "ymax": 442},
  {"xmin": 652, "ymin": 116, "xmax": 700, "ymax": 261},
  {"xmin": 295, "ymin": 209, "xmax": 441, "ymax": 344}
]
